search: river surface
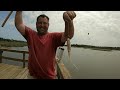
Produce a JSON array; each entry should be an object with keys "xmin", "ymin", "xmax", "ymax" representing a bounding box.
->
[{"xmin": 2, "ymin": 46, "xmax": 120, "ymax": 79}]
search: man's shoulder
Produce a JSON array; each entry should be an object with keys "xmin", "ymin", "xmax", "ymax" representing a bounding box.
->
[
  {"xmin": 48, "ymin": 32, "xmax": 63, "ymax": 35},
  {"xmin": 25, "ymin": 26, "xmax": 37, "ymax": 33},
  {"xmin": 46, "ymin": 32, "xmax": 63, "ymax": 40}
]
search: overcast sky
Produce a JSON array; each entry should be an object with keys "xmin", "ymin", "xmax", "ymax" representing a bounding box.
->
[{"xmin": 0, "ymin": 11, "xmax": 120, "ymax": 47}]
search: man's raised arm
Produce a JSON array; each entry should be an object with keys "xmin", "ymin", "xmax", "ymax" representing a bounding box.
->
[
  {"xmin": 15, "ymin": 11, "xmax": 25, "ymax": 36},
  {"xmin": 61, "ymin": 11, "xmax": 76, "ymax": 43}
]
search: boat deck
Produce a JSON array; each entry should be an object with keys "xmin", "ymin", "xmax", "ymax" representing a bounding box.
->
[{"xmin": 0, "ymin": 63, "xmax": 28, "ymax": 79}]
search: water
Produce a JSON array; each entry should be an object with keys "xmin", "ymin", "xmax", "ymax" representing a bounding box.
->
[
  {"xmin": 62, "ymin": 47, "xmax": 120, "ymax": 79},
  {"xmin": 2, "ymin": 46, "xmax": 120, "ymax": 79}
]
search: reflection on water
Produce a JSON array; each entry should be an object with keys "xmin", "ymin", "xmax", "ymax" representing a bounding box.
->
[{"xmin": 2, "ymin": 46, "xmax": 120, "ymax": 79}]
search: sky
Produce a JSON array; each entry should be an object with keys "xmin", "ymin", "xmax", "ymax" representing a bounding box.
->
[{"xmin": 0, "ymin": 11, "xmax": 120, "ymax": 47}]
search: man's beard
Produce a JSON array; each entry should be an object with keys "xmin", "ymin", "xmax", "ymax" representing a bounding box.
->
[{"xmin": 37, "ymin": 28, "xmax": 47, "ymax": 35}]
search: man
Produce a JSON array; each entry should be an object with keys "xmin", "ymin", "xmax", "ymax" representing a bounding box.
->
[{"xmin": 15, "ymin": 11, "xmax": 76, "ymax": 79}]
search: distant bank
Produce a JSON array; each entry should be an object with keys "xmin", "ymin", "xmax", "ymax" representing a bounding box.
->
[
  {"xmin": 0, "ymin": 37, "xmax": 120, "ymax": 51},
  {"xmin": 65, "ymin": 44, "xmax": 120, "ymax": 51},
  {"xmin": 0, "ymin": 37, "xmax": 27, "ymax": 47}
]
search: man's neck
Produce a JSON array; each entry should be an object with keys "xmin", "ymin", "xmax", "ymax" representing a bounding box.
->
[{"xmin": 37, "ymin": 32, "xmax": 48, "ymax": 36}]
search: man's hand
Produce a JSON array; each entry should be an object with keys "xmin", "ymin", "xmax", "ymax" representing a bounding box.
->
[{"xmin": 63, "ymin": 11, "xmax": 76, "ymax": 22}]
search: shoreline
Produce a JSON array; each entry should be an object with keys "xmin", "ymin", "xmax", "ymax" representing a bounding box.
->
[{"xmin": 0, "ymin": 38, "xmax": 120, "ymax": 51}]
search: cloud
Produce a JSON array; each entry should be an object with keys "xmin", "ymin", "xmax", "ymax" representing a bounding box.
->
[{"xmin": 1, "ymin": 11, "xmax": 120, "ymax": 46}]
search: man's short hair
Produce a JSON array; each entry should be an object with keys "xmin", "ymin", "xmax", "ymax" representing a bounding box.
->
[{"xmin": 37, "ymin": 14, "xmax": 49, "ymax": 22}]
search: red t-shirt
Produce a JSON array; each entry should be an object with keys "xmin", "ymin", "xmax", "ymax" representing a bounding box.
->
[{"xmin": 25, "ymin": 26, "xmax": 64, "ymax": 79}]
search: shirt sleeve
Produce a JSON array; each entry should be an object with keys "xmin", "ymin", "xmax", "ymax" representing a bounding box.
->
[
  {"xmin": 52, "ymin": 32, "xmax": 65, "ymax": 47},
  {"xmin": 24, "ymin": 26, "xmax": 36, "ymax": 46},
  {"xmin": 24, "ymin": 26, "xmax": 31, "ymax": 39},
  {"xmin": 24, "ymin": 26, "xmax": 36, "ymax": 40}
]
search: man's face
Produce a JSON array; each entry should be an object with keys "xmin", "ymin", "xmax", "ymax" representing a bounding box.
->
[{"xmin": 36, "ymin": 17, "xmax": 49, "ymax": 35}]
